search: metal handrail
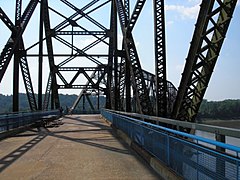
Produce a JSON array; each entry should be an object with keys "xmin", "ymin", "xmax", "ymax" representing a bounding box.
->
[
  {"xmin": 102, "ymin": 109, "xmax": 240, "ymax": 179},
  {"xmin": 105, "ymin": 109, "xmax": 240, "ymax": 139},
  {"xmin": 103, "ymin": 109, "xmax": 240, "ymax": 156},
  {"xmin": 0, "ymin": 110, "xmax": 60, "ymax": 133}
]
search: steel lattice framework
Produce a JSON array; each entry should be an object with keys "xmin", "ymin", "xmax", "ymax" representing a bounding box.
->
[
  {"xmin": 0, "ymin": 0, "xmax": 237, "ymax": 124},
  {"xmin": 172, "ymin": 0, "xmax": 238, "ymax": 123}
]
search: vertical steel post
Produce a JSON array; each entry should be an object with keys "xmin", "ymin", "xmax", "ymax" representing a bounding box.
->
[
  {"xmin": 42, "ymin": 0, "xmax": 60, "ymax": 109},
  {"xmin": 106, "ymin": 0, "xmax": 115, "ymax": 109},
  {"xmin": 13, "ymin": 0, "xmax": 22, "ymax": 112},
  {"xmin": 154, "ymin": 0, "xmax": 167, "ymax": 117},
  {"xmin": 124, "ymin": 0, "xmax": 131, "ymax": 112},
  {"xmin": 38, "ymin": 0, "xmax": 44, "ymax": 110},
  {"xmin": 13, "ymin": 50, "xmax": 20, "ymax": 112},
  {"xmin": 113, "ymin": 1, "xmax": 118, "ymax": 111}
]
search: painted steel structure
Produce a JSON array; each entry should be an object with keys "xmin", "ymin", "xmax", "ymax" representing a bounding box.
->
[
  {"xmin": 0, "ymin": 0, "xmax": 238, "ymax": 124},
  {"xmin": 172, "ymin": 0, "xmax": 238, "ymax": 123}
]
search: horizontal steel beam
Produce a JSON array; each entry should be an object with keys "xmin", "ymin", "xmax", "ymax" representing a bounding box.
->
[
  {"xmin": 58, "ymin": 66, "xmax": 106, "ymax": 71},
  {"xmin": 58, "ymin": 85, "xmax": 104, "ymax": 90},
  {"xmin": 55, "ymin": 31, "xmax": 107, "ymax": 36},
  {"xmin": 26, "ymin": 54, "xmax": 109, "ymax": 57}
]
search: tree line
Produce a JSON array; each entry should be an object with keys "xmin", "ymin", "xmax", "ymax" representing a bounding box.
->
[
  {"xmin": 197, "ymin": 99, "xmax": 240, "ymax": 120},
  {"xmin": 1, "ymin": 93, "xmax": 240, "ymax": 120},
  {"xmin": 0, "ymin": 93, "xmax": 105, "ymax": 114}
]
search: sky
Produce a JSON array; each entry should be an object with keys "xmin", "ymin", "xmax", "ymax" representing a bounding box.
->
[{"xmin": 0, "ymin": 0, "xmax": 240, "ymax": 101}]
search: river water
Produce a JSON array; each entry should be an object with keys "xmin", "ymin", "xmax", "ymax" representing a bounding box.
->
[{"xmin": 195, "ymin": 120, "xmax": 240, "ymax": 155}]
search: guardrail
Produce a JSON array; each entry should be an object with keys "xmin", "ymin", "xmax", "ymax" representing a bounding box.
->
[
  {"xmin": 0, "ymin": 110, "xmax": 60, "ymax": 133},
  {"xmin": 101, "ymin": 109, "xmax": 240, "ymax": 180},
  {"xmin": 106, "ymin": 109, "xmax": 240, "ymax": 139}
]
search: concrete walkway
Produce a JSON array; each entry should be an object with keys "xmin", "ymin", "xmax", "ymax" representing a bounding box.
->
[{"xmin": 0, "ymin": 115, "xmax": 160, "ymax": 180}]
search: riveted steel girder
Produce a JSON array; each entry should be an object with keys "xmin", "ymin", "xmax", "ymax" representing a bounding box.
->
[
  {"xmin": 55, "ymin": 31, "xmax": 107, "ymax": 36},
  {"xmin": 13, "ymin": 0, "xmax": 22, "ymax": 112},
  {"xmin": 0, "ymin": 8, "xmax": 15, "ymax": 31},
  {"xmin": 38, "ymin": 0, "xmax": 44, "ymax": 110},
  {"xmin": 106, "ymin": 0, "xmax": 117, "ymax": 109},
  {"xmin": 19, "ymin": 44, "xmax": 37, "ymax": 111},
  {"xmin": 117, "ymin": 0, "xmax": 130, "ymax": 112},
  {"xmin": 0, "ymin": 0, "xmax": 38, "ymax": 83},
  {"xmin": 115, "ymin": 0, "xmax": 153, "ymax": 115},
  {"xmin": 172, "ymin": 0, "xmax": 237, "ymax": 123},
  {"xmin": 0, "ymin": 2, "xmax": 37, "ymax": 111},
  {"xmin": 154, "ymin": 0, "xmax": 168, "ymax": 117},
  {"xmin": 127, "ymin": 0, "xmax": 146, "ymax": 33},
  {"xmin": 43, "ymin": 74, "xmax": 52, "ymax": 110},
  {"xmin": 42, "ymin": 0, "xmax": 60, "ymax": 109}
]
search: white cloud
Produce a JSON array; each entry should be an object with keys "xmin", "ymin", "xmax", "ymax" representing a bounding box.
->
[
  {"xmin": 166, "ymin": 20, "xmax": 174, "ymax": 27},
  {"xmin": 166, "ymin": 4, "xmax": 200, "ymax": 20},
  {"xmin": 187, "ymin": 0, "xmax": 201, "ymax": 3},
  {"xmin": 175, "ymin": 64, "xmax": 184, "ymax": 72}
]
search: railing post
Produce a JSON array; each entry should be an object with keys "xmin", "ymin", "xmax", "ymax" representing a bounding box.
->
[
  {"xmin": 215, "ymin": 133, "xmax": 226, "ymax": 152},
  {"xmin": 237, "ymin": 161, "xmax": 239, "ymax": 180},
  {"xmin": 166, "ymin": 134, "xmax": 170, "ymax": 166},
  {"xmin": 197, "ymin": 149, "xmax": 199, "ymax": 180},
  {"xmin": 216, "ymin": 133, "xmax": 226, "ymax": 179},
  {"xmin": 6, "ymin": 118, "xmax": 9, "ymax": 131}
]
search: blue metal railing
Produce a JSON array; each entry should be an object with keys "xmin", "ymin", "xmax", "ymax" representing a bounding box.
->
[
  {"xmin": 0, "ymin": 110, "xmax": 60, "ymax": 133},
  {"xmin": 101, "ymin": 109, "xmax": 240, "ymax": 180}
]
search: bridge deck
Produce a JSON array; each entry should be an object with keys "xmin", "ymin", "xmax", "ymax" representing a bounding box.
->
[{"xmin": 0, "ymin": 115, "xmax": 160, "ymax": 179}]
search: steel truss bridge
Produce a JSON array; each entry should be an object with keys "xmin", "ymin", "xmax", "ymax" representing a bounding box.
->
[{"xmin": 0, "ymin": 0, "xmax": 238, "ymax": 124}]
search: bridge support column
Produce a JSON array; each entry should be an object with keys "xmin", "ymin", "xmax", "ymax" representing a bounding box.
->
[
  {"xmin": 38, "ymin": 0, "xmax": 44, "ymax": 110},
  {"xmin": 13, "ymin": 0, "xmax": 22, "ymax": 112}
]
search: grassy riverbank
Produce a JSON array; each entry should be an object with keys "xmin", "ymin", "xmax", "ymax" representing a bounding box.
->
[{"xmin": 200, "ymin": 119, "xmax": 240, "ymax": 129}]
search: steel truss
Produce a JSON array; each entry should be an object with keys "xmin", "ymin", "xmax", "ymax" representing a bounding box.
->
[
  {"xmin": 0, "ymin": 0, "xmax": 237, "ymax": 125},
  {"xmin": 115, "ymin": 0, "xmax": 153, "ymax": 115},
  {"xmin": 70, "ymin": 65, "xmax": 107, "ymax": 113},
  {"xmin": 172, "ymin": 0, "xmax": 237, "ymax": 122},
  {"xmin": 0, "ymin": 1, "xmax": 38, "ymax": 111},
  {"xmin": 154, "ymin": 0, "xmax": 167, "ymax": 117},
  {"xmin": 41, "ymin": 0, "xmax": 111, "ymax": 110}
]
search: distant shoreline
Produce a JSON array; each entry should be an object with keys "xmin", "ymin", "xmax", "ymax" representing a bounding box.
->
[{"xmin": 199, "ymin": 119, "xmax": 240, "ymax": 129}]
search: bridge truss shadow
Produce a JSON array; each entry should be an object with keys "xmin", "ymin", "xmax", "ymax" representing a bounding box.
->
[
  {"xmin": 47, "ymin": 115, "xmax": 131, "ymax": 155},
  {"xmin": 0, "ymin": 114, "xmax": 162, "ymax": 179},
  {"xmin": 0, "ymin": 115, "xmax": 133, "ymax": 173},
  {"xmin": 0, "ymin": 129, "xmax": 47, "ymax": 172}
]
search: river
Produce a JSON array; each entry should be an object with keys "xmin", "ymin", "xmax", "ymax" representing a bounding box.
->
[{"xmin": 195, "ymin": 120, "xmax": 240, "ymax": 152}]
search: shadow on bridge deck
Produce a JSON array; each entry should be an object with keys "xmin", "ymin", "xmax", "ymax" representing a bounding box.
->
[{"xmin": 0, "ymin": 115, "xmax": 160, "ymax": 179}]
